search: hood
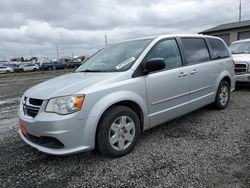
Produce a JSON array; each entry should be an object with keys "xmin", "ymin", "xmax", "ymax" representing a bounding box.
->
[
  {"xmin": 232, "ymin": 54, "xmax": 250, "ymax": 64},
  {"xmin": 24, "ymin": 72, "xmax": 120, "ymax": 100}
]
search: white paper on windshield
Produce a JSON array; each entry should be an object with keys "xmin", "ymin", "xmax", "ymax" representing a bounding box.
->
[{"xmin": 116, "ymin": 57, "xmax": 136, "ymax": 70}]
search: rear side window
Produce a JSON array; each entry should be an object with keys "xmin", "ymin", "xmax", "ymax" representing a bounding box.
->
[
  {"xmin": 207, "ymin": 38, "xmax": 230, "ymax": 59},
  {"xmin": 181, "ymin": 38, "xmax": 210, "ymax": 64}
]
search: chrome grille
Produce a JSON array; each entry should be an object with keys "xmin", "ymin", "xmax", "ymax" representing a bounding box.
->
[
  {"xmin": 23, "ymin": 97, "xmax": 43, "ymax": 118},
  {"xmin": 235, "ymin": 63, "xmax": 248, "ymax": 74}
]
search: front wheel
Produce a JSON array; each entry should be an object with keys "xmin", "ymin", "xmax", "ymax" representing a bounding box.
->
[
  {"xmin": 214, "ymin": 81, "xmax": 230, "ymax": 109},
  {"xmin": 96, "ymin": 106, "xmax": 140, "ymax": 158}
]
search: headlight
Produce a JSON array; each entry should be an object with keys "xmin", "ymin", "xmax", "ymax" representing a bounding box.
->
[{"xmin": 45, "ymin": 95, "xmax": 85, "ymax": 115}]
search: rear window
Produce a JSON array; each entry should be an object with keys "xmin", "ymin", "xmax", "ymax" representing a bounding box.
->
[
  {"xmin": 207, "ymin": 38, "xmax": 230, "ymax": 59},
  {"xmin": 181, "ymin": 38, "xmax": 210, "ymax": 64}
]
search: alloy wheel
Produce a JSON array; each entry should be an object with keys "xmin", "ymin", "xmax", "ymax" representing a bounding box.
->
[{"xmin": 219, "ymin": 85, "xmax": 229, "ymax": 106}]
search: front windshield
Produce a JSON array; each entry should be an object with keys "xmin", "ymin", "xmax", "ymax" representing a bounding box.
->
[
  {"xmin": 228, "ymin": 41, "xmax": 250, "ymax": 54},
  {"xmin": 76, "ymin": 39, "xmax": 152, "ymax": 72}
]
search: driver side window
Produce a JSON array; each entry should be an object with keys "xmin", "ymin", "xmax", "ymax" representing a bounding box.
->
[{"xmin": 147, "ymin": 39, "xmax": 182, "ymax": 70}]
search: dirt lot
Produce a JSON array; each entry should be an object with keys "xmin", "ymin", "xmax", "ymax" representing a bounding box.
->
[{"xmin": 0, "ymin": 73, "xmax": 249, "ymax": 187}]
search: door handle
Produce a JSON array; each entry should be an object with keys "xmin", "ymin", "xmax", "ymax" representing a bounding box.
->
[
  {"xmin": 178, "ymin": 72, "xmax": 188, "ymax": 77},
  {"xmin": 190, "ymin": 69, "xmax": 199, "ymax": 74}
]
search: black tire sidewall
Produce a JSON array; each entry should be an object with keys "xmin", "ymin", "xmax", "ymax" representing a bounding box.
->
[
  {"xmin": 215, "ymin": 81, "xmax": 230, "ymax": 109},
  {"xmin": 97, "ymin": 106, "xmax": 140, "ymax": 158}
]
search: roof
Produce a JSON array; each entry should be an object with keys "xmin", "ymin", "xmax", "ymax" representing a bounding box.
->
[
  {"xmin": 114, "ymin": 34, "xmax": 205, "ymax": 44},
  {"xmin": 112, "ymin": 34, "xmax": 221, "ymax": 45},
  {"xmin": 200, "ymin": 20, "xmax": 250, "ymax": 34}
]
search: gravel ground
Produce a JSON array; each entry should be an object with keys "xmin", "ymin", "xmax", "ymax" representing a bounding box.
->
[{"xmin": 0, "ymin": 74, "xmax": 249, "ymax": 188}]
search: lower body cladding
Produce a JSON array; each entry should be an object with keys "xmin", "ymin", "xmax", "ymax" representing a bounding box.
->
[{"xmin": 18, "ymin": 110, "xmax": 97, "ymax": 155}]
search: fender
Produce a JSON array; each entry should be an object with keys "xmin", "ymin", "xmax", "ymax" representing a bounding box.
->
[
  {"xmin": 88, "ymin": 90, "xmax": 149, "ymax": 129},
  {"xmin": 83, "ymin": 90, "xmax": 149, "ymax": 147},
  {"xmin": 215, "ymin": 70, "xmax": 234, "ymax": 95}
]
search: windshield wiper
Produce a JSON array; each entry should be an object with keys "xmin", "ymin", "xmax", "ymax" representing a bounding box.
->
[{"xmin": 77, "ymin": 69, "xmax": 106, "ymax": 72}]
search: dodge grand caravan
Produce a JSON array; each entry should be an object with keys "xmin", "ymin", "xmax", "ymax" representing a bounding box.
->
[{"xmin": 18, "ymin": 34, "xmax": 235, "ymax": 157}]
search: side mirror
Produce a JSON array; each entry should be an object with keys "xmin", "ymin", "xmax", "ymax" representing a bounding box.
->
[{"xmin": 143, "ymin": 58, "xmax": 165, "ymax": 74}]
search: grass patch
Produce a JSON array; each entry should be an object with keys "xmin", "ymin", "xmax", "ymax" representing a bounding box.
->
[{"xmin": 0, "ymin": 69, "xmax": 74, "ymax": 79}]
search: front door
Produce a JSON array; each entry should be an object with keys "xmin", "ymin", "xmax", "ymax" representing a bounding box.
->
[{"xmin": 144, "ymin": 39, "xmax": 190, "ymax": 127}]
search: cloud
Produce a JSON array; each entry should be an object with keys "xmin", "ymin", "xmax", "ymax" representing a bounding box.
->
[{"xmin": 0, "ymin": 0, "xmax": 249, "ymax": 59}]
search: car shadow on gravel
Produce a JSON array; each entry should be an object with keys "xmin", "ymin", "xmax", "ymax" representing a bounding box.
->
[
  {"xmin": 235, "ymin": 84, "xmax": 250, "ymax": 91},
  {"xmin": 140, "ymin": 105, "xmax": 218, "ymax": 141}
]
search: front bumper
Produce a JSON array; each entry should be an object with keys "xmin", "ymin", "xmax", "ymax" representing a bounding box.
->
[
  {"xmin": 18, "ymin": 108, "xmax": 97, "ymax": 155},
  {"xmin": 235, "ymin": 73, "xmax": 250, "ymax": 83}
]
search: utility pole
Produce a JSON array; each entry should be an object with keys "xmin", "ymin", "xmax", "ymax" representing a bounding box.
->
[
  {"xmin": 60, "ymin": 32, "xmax": 64, "ymax": 56},
  {"xmin": 105, "ymin": 33, "xmax": 108, "ymax": 47},
  {"xmin": 56, "ymin": 45, "xmax": 59, "ymax": 57},
  {"xmin": 239, "ymin": 0, "xmax": 242, "ymax": 22}
]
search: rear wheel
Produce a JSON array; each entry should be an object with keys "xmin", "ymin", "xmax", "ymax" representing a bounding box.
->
[
  {"xmin": 96, "ymin": 106, "xmax": 140, "ymax": 158},
  {"xmin": 214, "ymin": 81, "xmax": 230, "ymax": 109},
  {"xmin": 6, "ymin": 70, "xmax": 10, "ymax": 74}
]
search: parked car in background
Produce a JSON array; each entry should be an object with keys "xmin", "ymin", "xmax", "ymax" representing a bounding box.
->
[
  {"xmin": 18, "ymin": 34, "xmax": 235, "ymax": 157},
  {"xmin": 65, "ymin": 60, "xmax": 82, "ymax": 69},
  {"xmin": 4, "ymin": 64, "xmax": 23, "ymax": 73},
  {"xmin": 0, "ymin": 66, "xmax": 14, "ymax": 73},
  {"xmin": 40, "ymin": 61, "xmax": 66, "ymax": 70},
  {"xmin": 21, "ymin": 63, "xmax": 39, "ymax": 72},
  {"xmin": 229, "ymin": 39, "xmax": 250, "ymax": 84}
]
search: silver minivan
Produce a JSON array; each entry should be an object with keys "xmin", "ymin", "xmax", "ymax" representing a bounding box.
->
[{"xmin": 18, "ymin": 34, "xmax": 235, "ymax": 157}]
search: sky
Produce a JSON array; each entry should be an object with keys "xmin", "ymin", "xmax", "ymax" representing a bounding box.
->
[{"xmin": 0, "ymin": 0, "xmax": 249, "ymax": 60}]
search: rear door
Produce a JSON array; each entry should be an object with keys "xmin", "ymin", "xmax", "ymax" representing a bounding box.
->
[
  {"xmin": 144, "ymin": 38, "xmax": 191, "ymax": 127},
  {"xmin": 24, "ymin": 64, "xmax": 32, "ymax": 71},
  {"xmin": 23, "ymin": 65, "xmax": 28, "ymax": 71},
  {"xmin": 180, "ymin": 37, "xmax": 217, "ymax": 109}
]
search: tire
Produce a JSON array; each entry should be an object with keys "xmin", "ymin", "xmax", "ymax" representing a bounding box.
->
[
  {"xmin": 6, "ymin": 70, "xmax": 10, "ymax": 74},
  {"xmin": 96, "ymin": 105, "xmax": 140, "ymax": 158},
  {"xmin": 48, "ymin": 67, "xmax": 52, "ymax": 71},
  {"xmin": 214, "ymin": 81, "xmax": 230, "ymax": 109}
]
